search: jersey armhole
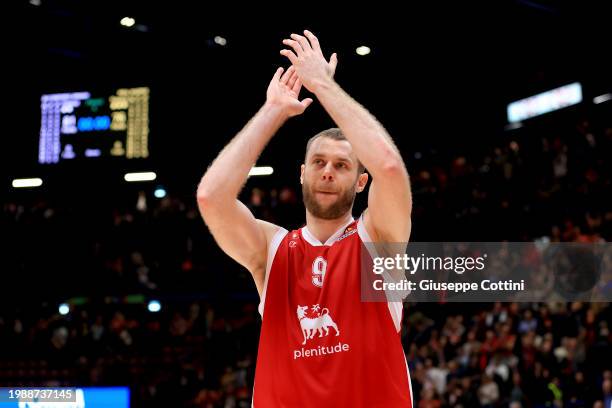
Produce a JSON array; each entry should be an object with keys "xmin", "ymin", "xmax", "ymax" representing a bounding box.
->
[
  {"xmin": 357, "ymin": 213, "xmax": 405, "ymax": 333},
  {"xmin": 257, "ymin": 227, "xmax": 288, "ymax": 318}
]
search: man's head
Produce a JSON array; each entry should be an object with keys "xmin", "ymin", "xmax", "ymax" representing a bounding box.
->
[{"xmin": 300, "ymin": 128, "xmax": 368, "ymax": 220}]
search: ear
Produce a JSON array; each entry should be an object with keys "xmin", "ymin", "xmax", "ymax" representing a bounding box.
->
[
  {"xmin": 300, "ymin": 164, "xmax": 305, "ymax": 185},
  {"xmin": 356, "ymin": 172, "xmax": 369, "ymax": 193}
]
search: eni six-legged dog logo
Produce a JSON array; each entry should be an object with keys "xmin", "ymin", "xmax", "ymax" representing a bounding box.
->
[{"xmin": 296, "ymin": 304, "xmax": 340, "ymax": 345}]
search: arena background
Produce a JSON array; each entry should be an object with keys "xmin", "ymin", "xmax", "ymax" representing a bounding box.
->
[{"xmin": 1, "ymin": 1, "xmax": 611, "ymax": 407}]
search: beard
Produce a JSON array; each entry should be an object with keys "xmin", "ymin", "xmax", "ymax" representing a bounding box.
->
[{"xmin": 302, "ymin": 181, "xmax": 356, "ymax": 220}]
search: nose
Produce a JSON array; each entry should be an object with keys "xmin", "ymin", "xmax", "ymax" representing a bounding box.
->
[{"xmin": 321, "ymin": 162, "xmax": 335, "ymax": 181}]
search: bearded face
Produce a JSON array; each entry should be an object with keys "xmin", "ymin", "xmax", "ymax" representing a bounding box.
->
[
  {"xmin": 302, "ymin": 177, "xmax": 357, "ymax": 220},
  {"xmin": 301, "ymin": 137, "xmax": 366, "ymax": 220}
]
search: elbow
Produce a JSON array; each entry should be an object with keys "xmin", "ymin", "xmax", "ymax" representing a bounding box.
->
[
  {"xmin": 196, "ymin": 191, "xmax": 210, "ymax": 208},
  {"xmin": 196, "ymin": 181, "xmax": 217, "ymax": 209},
  {"xmin": 196, "ymin": 189, "xmax": 220, "ymax": 223},
  {"xmin": 380, "ymin": 154, "xmax": 405, "ymax": 176},
  {"xmin": 196, "ymin": 174, "xmax": 236, "ymax": 213}
]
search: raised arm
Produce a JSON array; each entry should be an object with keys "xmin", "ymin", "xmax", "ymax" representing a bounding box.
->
[
  {"xmin": 196, "ymin": 66, "xmax": 313, "ymax": 294},
  {"xmin": 281, "ymin": 30, "xmax": 412, "ymax": 243}
]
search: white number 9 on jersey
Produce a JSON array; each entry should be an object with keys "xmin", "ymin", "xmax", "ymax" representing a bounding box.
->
[{"xmin": 311, "ymin": 256, "xmax": 327, "ymax": 287}]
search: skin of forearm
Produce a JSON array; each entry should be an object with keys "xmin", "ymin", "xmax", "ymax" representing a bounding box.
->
[
  {"xmin": 313, "ymin": 79, "xmax": 405, "ymax": 177},
  {"xmin": 197, "ymin": 103, "xmax": 287, "ymax": 202}
]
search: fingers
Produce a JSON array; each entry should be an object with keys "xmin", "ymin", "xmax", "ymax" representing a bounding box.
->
[
  {"xmin": 280, "ymin": 49, "xmax": 298, "ymax": 65},
  {"xmin": 272, "ymin": 67, "xmax": 284, "ymax": 82},
  {"xmin": 329, "ymin": 53, "xmax": 338, "ymax": 75},
  {"xmin": 291, "ymin": 77, "xmax": 302, "ymax": 95},
  {"xmin": 281, "ymin": 31, "xmax": 323, "ymax": 65},
  {"xmin": 280, "ymin": 65, "xmax": 295, "ymax": 85},
  {"xmin": 282, "ymin": 38, "xmax": 304, "ymax": 57},
  {"xmin": 290, "ymin": 33, "xmax": 311, "ymax": 53},
  {"xmin": 303, "ymin": 30, "xmax": 321, "ymax": 54},
  {"xmin": 287, "ymin": 69, "xmax": 299, "ymax": 90},
  {"xmin": 301, "ymin": 98, "xmax": 314, "ymax": 109}
]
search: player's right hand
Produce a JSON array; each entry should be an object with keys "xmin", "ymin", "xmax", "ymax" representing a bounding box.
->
[{"xmin": 265, "ymin": 65, "xmax": 313, "ymax": 118}]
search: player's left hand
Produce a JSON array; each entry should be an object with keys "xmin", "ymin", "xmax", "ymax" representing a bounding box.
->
[{"xmin": 280, "ymin": 30, "xmax": 338, "ymax": 94}]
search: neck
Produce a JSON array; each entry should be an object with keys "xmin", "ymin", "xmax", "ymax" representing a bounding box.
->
[{"xmin": 305, "ymin": 210, "xmax": 353, "ymax": 244}]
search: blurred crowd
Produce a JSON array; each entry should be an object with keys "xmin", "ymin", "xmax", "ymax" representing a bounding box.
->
[
  {"xmin": 0, "ymin": 111, "xmax": 611, "ymax": 407},
  {"xmin": 0, "ymin": 299, "xmax": 609, "ymax": 407},
  {"xmin": 404, "ymin": 302, "xmax": 611, "ymax": 408}
]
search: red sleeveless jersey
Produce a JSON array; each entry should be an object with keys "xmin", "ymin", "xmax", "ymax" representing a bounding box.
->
[{"xmin": 252, "ymin": 216, "xmax": 413, "ymax": 407}]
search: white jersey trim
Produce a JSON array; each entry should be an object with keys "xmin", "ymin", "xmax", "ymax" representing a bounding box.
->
[
  {"xmin": 356, "ymin": 214, "xmax": 405, "ymax": 333},
  {"xmin": 301, "ymin": 217, "xmax": 355, "ymax": 247},
  {"xmin": 405, "ymin": 353, "xmax": 414, "ymax": 407},
  {"xmin": 258, "ymin": 226, "xmax": 288, "ymax": 318}
]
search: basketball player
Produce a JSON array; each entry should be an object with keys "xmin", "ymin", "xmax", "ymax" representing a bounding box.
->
[{"xmin": 197, "ymin": 30, "xmax": 413, "ymax": 407}]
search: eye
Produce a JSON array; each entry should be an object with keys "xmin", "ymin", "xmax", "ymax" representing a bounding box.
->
[
  {"xmin": 336, "ymin": 162, "xmax": 346, "ymax": 169},
  {"xmin": 314, "ymin": 159, "xmax": 324, "ymax": 165}
]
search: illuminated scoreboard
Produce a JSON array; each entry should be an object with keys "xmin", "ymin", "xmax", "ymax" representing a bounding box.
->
[{"xmin": 38, "ymin": 87, "xmax": 150, "ymax": 164}]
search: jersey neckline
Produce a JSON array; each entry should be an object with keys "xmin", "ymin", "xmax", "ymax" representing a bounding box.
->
[{"xmin": 301, "ymin": 217, "xmax": 355, "ymax": 247}]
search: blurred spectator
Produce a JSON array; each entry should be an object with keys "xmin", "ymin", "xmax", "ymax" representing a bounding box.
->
[{"xmin": 0, "ymin": 109, "xmax": 610, "ymax": 406}]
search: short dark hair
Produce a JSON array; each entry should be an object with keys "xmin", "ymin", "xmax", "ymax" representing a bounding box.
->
[{"xmin": 305, "ymin": 128, "xmax": 365, "ymax": 173}]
